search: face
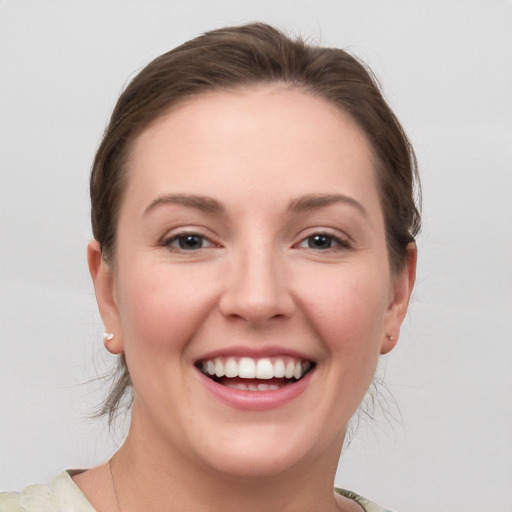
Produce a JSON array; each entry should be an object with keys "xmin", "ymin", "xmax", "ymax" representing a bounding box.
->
[{"xmin": 90, "ymin": 85, "xmax": 414, "ymax": 479}]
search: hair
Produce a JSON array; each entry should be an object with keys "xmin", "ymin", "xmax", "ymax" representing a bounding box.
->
[{"xmin": 90, "ymin": 22, "xmax": 421, "ymax": 425}]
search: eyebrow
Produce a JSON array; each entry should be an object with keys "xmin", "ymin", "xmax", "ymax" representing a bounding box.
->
[
  {"xmin": 144, "ymin": 192, "xmax": 367, "ymax": 218},
  {"xmin": 288, "ymin": 194, "xmax": 368, "ymax": 217},
  {"xmin": 144, "ymin": 194, "xmax": 226, "ymax": 215}
]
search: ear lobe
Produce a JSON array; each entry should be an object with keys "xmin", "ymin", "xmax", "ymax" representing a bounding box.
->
[
  {"xmin": 87, "ymin": 240, "xmax": 124, "ymax": 354},
  {"xmin": 381, "ymin": 243, "xmax": 417, "ymax": 355}
]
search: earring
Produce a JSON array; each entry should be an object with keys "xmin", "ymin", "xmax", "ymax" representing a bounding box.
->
[
  {"xmin": 103, "ymin": 332, "xmax": 115, "ymax": 342},
  {"xmin": 385, "ymin": 333, "xmax": 394, "ymax": 341}
]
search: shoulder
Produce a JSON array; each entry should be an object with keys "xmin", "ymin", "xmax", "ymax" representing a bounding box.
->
[
  {"xmin": 0, "ymin": 472, "xmax": 95, "ymax": 512},
  {"xmin": 336, "ymin": 488, "xmax": 394, "ymax": 512}
]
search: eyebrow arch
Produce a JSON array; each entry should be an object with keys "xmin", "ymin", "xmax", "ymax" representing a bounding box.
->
[
  {"xmin": 144, "ymin": 194, "xmax": 226, "ymax": 215},
  {"xmin": 288, "ymin": 194, "xmax": 368, "ymax": 217}
]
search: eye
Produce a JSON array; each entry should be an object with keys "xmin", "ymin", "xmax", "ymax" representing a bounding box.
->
[
  {"xmin": 164, "ymin": 233, "xmax": 215, "ymax": 251},
  {"xmin": 297, "ymin": 232, "xmax": 350, "ymax": 251}
]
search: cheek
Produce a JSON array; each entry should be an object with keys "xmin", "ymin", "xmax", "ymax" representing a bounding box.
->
[
  {"xmin": 299, "ymin": 266, "xmax": 389, "ymax": 357},
  {"xmin": 301, "ymin": 267, "xmax": 390, "ymax": 418},
  {"xmin": 114, "ymin": 260, "xmax": 218, "ymax": 361}
]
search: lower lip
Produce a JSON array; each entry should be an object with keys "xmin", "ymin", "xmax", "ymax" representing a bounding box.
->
[{"xmin": 197, "ymin": 370, "xmax": 313, "ymax": 411}]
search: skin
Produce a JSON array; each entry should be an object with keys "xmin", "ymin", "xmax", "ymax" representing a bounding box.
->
[{"xmin": 80, "ymin": 84, "xmax": 416, "ymax": 512}]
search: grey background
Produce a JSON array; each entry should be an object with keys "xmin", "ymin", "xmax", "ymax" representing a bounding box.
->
[{"xmin": 1, "ymin": 1, "xmax": 511, "ymax": 511}]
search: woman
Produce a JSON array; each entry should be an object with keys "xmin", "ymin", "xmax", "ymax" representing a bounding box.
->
[{"xmin": 1, "ymin": 23, "xmax": 419, "ymax": 512}]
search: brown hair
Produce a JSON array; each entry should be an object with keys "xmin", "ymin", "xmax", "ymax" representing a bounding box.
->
[{"xmin": 90, "ymin": 23, "xmax": 421, "ymax": 424}]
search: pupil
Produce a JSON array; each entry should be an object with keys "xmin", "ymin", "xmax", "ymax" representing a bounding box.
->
[
  {"xmin": 309, "ymin": 235, "xmax": 331, "ymax": 249},
  {"xmin": 179, "ymin": 235, "xmax": 202, "ymax": 250}
]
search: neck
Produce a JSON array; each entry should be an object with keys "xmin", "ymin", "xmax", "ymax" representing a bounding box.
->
[{"xmin": 111, "ymin": 412, "xmax": 345, "ymax": 512}]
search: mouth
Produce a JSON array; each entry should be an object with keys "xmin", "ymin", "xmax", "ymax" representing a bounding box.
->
[{"xmin": 195, "ymin": 356, "xmax": 315, "ymax": 391}]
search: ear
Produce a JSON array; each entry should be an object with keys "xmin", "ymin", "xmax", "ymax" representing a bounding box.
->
[
  {"xmin": 380, "ymin": 243, "xmax": 417, "ymax": 354},
  {"xmin": 87, "ymin": 240, "xmax": 124, "ymax": 354}
]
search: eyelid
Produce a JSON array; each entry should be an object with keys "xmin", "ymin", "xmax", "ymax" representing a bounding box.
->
[
  {"xmin": 160, "ymin": 227, "xmax": 221, "ymax": 251},
  {"xmin": 294, "ymin": 228, "xmax": 352, "ymax": 250}
]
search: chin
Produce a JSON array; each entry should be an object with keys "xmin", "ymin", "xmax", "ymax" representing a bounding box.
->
[
  {"xmin": 188, "ymin": 423, "xmax": 329, "ymax": 480},
  {"xmin": 204, "ymin": 447, "xmax": 306, "ymax": 480}
]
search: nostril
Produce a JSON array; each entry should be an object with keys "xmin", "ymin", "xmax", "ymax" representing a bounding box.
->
[
  {"xmin": 219, "ymin": 291, "xmax": 294, "ymax": 325},
  {"xmin": 218, "ymin": 257, "xmax": 294, "ymax": 323}
]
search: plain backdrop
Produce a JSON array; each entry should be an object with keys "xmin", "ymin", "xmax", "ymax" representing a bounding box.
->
[{"xmin": 1, "ymin": 1, "xmax": 511, "ymax": 511}]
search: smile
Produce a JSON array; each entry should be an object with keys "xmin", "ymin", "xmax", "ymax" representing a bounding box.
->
[{"xmin": 196, "ymin": 356, "xmax": 315, "ymax": 391}]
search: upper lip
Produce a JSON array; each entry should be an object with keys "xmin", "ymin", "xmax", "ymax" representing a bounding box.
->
[{"xmin": 194, "ymin": 345, "xmax": 315, "ymax": 364}]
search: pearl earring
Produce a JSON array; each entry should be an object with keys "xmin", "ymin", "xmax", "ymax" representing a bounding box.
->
[
  {"xmin": 103, "ymin": 332, "xmax": 115, "ymax": 342},
  {"xmin": 385, "ymin": 333, "xmax": 394, "ymax": 341}
]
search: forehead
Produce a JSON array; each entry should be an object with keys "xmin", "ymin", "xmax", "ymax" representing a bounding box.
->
[{"xmin": 124, "ymin": 85, "xmax": 380, "ymax": 215}]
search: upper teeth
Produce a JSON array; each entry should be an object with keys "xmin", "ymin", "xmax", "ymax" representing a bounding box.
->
[{"xmin": 201, "ymin": 357, "xmax": 311, "ymax": 380}]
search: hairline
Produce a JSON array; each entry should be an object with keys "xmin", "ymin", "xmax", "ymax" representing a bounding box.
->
[{"xmin": 102, "ymin": 81, "xmax": 394, "ymax": 272}]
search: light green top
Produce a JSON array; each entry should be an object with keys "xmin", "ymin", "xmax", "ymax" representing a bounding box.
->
[
  {"xmin": 0, "ymin": 472, "xmax": 93, "ymax": 512},
  {"xmin": 0, "ymin": 471, "xmax": 393, "ymax": 512}
]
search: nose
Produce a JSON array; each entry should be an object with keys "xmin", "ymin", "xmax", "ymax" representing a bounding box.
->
[{"xmin": 219, "ymin": 243, "xmax": 294, "ymax": 326}]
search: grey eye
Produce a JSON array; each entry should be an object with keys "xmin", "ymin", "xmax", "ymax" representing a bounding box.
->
[
  {"xmin": 297, "ymin": 232, "xmax": 350, "ymax": 251},
  {"xmin": 167, "ymin": 234, "xmax": 212, "ymax": 250},
  {"xmin": 305, "ymin": 234, "xmax": 335, "ymax": 250},
  {"xmin": 309, "ymin": 234, "xmax": 333, "ymax": 249}
]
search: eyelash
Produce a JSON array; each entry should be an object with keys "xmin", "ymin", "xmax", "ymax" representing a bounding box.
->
[
  {"xmin": 296, "ymin": 231, "xmax": 351, "ymax": 251},
  {"xmin": 161, "ymin": 230, "xmax": 351, "ymax": 254},
  {"xmin": 161, "ymin": 232, "xmax": 217, "ymax": 252}
]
